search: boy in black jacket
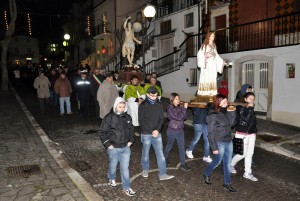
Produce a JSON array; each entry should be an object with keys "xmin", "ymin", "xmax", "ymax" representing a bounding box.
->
[
  {"xmin": 99, "ymin": 97, "xmax": 136, "ymax": 196},
  {"xmin": 138, "ymin": 86, "xmax": 174, "ymax": 181}
]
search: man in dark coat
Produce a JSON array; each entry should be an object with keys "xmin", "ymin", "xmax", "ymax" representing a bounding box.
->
[{"xmin": 75, "ymin": 70, "xmax": 92, "ymax": 118}]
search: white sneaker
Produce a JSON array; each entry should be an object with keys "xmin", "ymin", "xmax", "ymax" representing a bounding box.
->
[
  {"xmin": 243, "ymin": 173, "xmax": 258, "ymax": 181},
  {"xmin": 186, "ymin": 149, "xmax": 194, "ymax": 159},
  {"xmin": 109, "ymin": 179, "xmax": 117, "ymax": 187},
  {"xmin": 203, "ymin": 156, "xmax": 212, "ymax": 163},
  {"xmin": 159, "ymin": 174, "xmax": 174, "ymax": 181},
  {"xmin": 230, "ymin": 166, "xmax": 237, "ymax": 174},
  {"xmin": 123, "ymin": 188, "xmax": 136, "ymax": 196},
  {"xmin": 142, "ymin": 170, "xmax": 148, "ymax": 178}
]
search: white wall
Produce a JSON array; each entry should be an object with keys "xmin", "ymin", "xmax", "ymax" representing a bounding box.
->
[
  {"xmin": 160, "ymin": 58, "xmax": 198, "ymax": 102},
  {"xmin": 153, "ymin": 5, "xmax": 199, "ymax": 48},
  {"xmin": 159, "ymin": 45, "xmax": 300, "ymax": 126},
  {"xmin": 221, "ymin": 45, "xmax": 300, "ymax": 126}
]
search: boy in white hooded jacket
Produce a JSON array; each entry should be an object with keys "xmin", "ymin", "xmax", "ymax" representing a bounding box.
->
[{"xmin": 99, "ymin": 97, "xmax": 136, "ymax": 196}]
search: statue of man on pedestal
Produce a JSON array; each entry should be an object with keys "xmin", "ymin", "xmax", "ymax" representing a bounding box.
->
[{"xmin": 122, "ymin": 16, "xmax": 142, "ymax": 65}]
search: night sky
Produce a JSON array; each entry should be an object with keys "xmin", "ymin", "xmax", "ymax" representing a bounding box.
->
[{"xmin": 1, "ymin": 0, "xmax": 76, "ymax": 42}]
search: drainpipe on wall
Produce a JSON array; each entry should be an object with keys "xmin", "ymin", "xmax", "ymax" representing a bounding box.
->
[{"xmin": 198, "ymin": 0, "xmax": 202, "ymax": 47}]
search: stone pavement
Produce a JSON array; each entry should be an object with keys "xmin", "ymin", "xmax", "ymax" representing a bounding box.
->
[
  {"xmin": 2, "ymin": 81, "xmax": 299, "ymax": 201},
  {"xmin": 182, "ymin": 108, "xmax": 300, "ymax": 161},
  {"xmin": 0, "ymin": 89, "xmax": 102, "ymax": 201},
  {"xmin": 12, "ymin": 83, "xmax": 300, "ymax": 201}
]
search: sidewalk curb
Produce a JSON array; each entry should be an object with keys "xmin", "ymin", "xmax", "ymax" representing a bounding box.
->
[
  {"xmin": 184, "ymin": 119, "xmax": 300, "ymax": 161},
  {"xmin": 11, "ymin": 87, "xmax": 104, "ymax": 201}
]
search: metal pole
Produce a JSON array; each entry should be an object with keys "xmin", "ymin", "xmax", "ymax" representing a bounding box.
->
[
  {"xmin": 142, "ymin": 34, "xmax": 145, "ymax": 75},
  {"xmin": 198, "ymin": 0, "xmax": 201, "ymax": 48}
]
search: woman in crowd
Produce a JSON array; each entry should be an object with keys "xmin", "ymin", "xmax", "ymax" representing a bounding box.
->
[
  {"xmin": 231, "ymin": 92, "xmax": 258, "ymax": 182},
  {"xmin": 203, "ymin": 94, "xmax": 237, "ymax": 192},
  {"xmin": 164, "ymin": 93, "xmax": 190, "ymax": 171}
]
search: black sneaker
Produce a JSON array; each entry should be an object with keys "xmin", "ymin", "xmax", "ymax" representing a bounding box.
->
[
  {"xmin": 203, "ymin": 174, "xmax": 211, "ymax": 185},
  {"xmin": 223, "ymin": 184, "xmax": 237, "ymax": 192},
  {"xmin": 180, "ymin": 164, "xmax": 191, "ymax": 171}
]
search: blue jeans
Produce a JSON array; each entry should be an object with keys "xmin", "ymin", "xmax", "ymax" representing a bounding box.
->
[
  {"xmin": 141, "ymin": 134, "xmax": 166, "ymax": 177},
  {"xmin": 164, "ymin": 131, "xmax": 186, "ymax": 165},
  {"xmin": 49, "ymin": 91, "xmax": 58, "ymax": 106},
  {"xmin": 107, "ymin": 146, "xmax": 131, "ymax": 190},
  {"xmin": 59, "ymin": 97, "xmax": 71, "ymax": 114},
  {"xmin": 187, "ymin": 124, "xmax": 210, "ymax": 157},
  {"xmin": 204, "ymin": 141, "xmax": 233, "ymax": 184}
]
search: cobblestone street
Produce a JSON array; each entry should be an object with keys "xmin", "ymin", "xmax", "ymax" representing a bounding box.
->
[{"xmin": 16, "ymin": 85, "xmax": 300, "ymax": 201}]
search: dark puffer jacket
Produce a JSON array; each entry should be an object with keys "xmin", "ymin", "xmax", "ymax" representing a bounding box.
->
[
  {"xmin": 193, "ymin": 107, "xmax": 209, "ymax": 125},
  {"xmin": 235, "ymin": 105, "xmax": 257, "ymax": 133},
  {"xmin": 99, "ymin": 112, "xmax": 135, "ymax": 149},
  {"xmin": 206, "ymin": 109, "xmax": 236, "ymax": 151},
  {"xmin": 138, "ymin": 99, "xmax": 165, "ymax": 134}
]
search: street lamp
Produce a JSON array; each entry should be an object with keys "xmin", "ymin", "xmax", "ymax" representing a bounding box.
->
[
  {"xmin": 142, "ymin": 4, "xmax": 156, "ymax": 73},
  {"xmin": 63, "ymin": 34, "xmax": 70, "ymax": 65},
  {"xmin": 143, "ymin": 5, "xmax": 156, "ymax": 20},
  {"xmin": 64, "ymin": 33, "xmax": 70, "ymax": 40}
]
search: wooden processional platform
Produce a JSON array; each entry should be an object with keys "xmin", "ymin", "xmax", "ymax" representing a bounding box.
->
[{"xmin": 118, "ymin": 65, "xmax": 144, "ymax": 83}]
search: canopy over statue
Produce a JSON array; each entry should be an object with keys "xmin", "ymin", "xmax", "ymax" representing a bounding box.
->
[
  {"xmin": 122, "ymin": 16, "xmax": 142, "ymax": 65},
  {"xmin": 197, "ymin": 32, "xmax": 224, "ymax": 97}
]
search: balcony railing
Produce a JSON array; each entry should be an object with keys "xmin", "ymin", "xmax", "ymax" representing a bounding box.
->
[
  {"xmin": 144, "ymin": 49, "xmax": 180, "ymax": 76},
  {"xmin": 156, "ymin": 0, "xmax": 198, "ymax": 18},
  {"xmin": 133, "ymin": 29, "xmax": 155, "ymax": 63},
  {"xmin": 145, "ymin": 12, "xmax": 300, "ymax": 76},
  {"xmin": 216, "ymin": 11, "xmax": 300, "ymax": 53}
]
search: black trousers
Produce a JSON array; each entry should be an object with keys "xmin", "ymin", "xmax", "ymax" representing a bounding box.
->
[
  {"xmin": 92, "ymin": 95, "xmax": 100, "ymax": 117},
  {"xmin": 39, "ymin": 98, "xmax": 49, "ymax": 114},
  {"xmin": 79, "ymin": 98, "xmax": 90, "ymax": 116}
]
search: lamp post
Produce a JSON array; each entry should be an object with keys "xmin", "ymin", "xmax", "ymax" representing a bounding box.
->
[
  {"xmin": 142, "ymin": 4, "xmax": 156, "ymax": 74},
  {"xmin": 96, "ymin": 50, "xmax": 101, "ymax": 68},
  {"xmin": 63, "ymin": 34, "xmax": 70, "ymax": 65}
]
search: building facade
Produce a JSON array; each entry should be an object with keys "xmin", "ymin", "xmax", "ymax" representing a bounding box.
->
[
  {"xmin": 8, "ymin": 35, "xmax": 40, "ymax": 66},
  {"xmin": 142, "ymin": 0, "xmax": 300, "ymax": 126},
  {"xmin": 73, "ymin": 0, "xmax": 300, "ymax": 126},
  {"xmin": 72, "ymin": 0, "xmax": 148, "ymax": 70}
]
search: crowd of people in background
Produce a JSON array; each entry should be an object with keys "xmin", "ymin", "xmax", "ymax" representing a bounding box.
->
[
  {"xmin": 10, "ymin": 65, "xmax": 258, "ymax": 197},
  {"xmin": 10, "ymin": 64, "xmax": 164, "ymax": 121}
]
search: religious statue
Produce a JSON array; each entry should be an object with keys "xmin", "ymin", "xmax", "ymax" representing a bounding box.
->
[
  {"xmin": 197, "ymin": 32, "xmax": 224, "ymax": 97},
  {"xmin": 122, "ymin": 16, "xmax": 142, "ymax": 65}
]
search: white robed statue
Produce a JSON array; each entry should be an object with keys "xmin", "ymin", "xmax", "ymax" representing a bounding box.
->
[{"xmin": 197, "ymin": 32, "xmax": 224, "ymax": 96}]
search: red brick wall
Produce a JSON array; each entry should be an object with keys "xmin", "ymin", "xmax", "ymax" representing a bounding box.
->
[{"xmin": 229, "ymin": 0, "xmax": 296, "ymax": 26}]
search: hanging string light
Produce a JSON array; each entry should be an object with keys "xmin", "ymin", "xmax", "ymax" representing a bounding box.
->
[
  {"xmin": 87, "ymin": 16, "xmax": 91, "ymax": 36},
  {"xmin": 103, "ymin": 14, "xmax": 107, "ymax": 34},
  {"xmin": 4, "ymin": 11, "xmax": 8, "ymax": 31},
  {"xmin": 27, "ymin": 13, "xmax": 32, "ymax": 36}
]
